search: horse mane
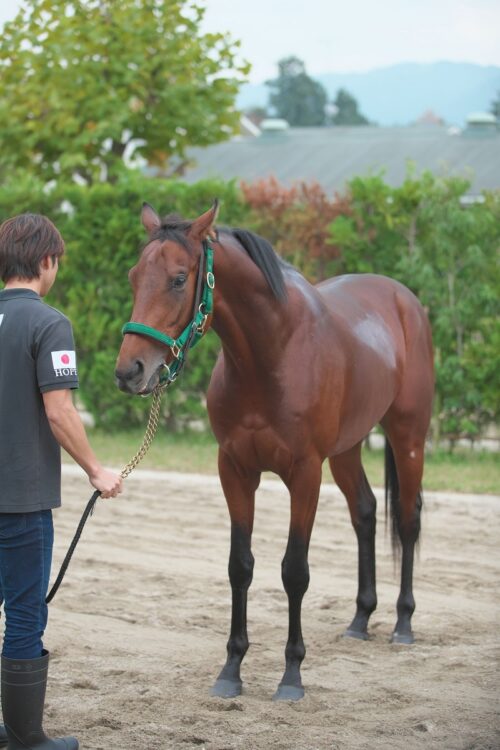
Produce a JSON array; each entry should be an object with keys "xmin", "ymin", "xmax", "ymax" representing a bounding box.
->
[
  {"xmin": 223, "ymin": 228, "xmax": 287, "ymax": 302},
  {"xmin": 145, "ymin": 214, "xmax": 288, "ymax": 303}
]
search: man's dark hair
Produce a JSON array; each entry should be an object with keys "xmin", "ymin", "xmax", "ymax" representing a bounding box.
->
[{"xmin": 0, "ymin": 213, "xmax": 65, "ymax": 283}]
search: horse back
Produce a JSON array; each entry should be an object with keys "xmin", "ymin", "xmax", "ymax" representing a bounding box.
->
[{"xmin": 316, "ymin": 273, "xmax": 431, "ymax": 360}]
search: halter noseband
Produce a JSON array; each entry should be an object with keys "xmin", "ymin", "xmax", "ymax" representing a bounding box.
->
[{"xmin": 121, "ymin": 239, "xmax": 215, "ymax": 386}]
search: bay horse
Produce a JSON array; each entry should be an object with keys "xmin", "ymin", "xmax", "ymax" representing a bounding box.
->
[{"xmin": 115, "ymin": 201, "xmax": 434, "ymax": 701}]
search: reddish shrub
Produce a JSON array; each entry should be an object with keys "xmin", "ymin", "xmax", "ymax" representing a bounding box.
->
[{"xmin": 240, "ymin": 176, "xmax": 351, "ymax": 281}]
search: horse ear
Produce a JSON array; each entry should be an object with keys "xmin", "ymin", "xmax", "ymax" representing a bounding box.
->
[
  {"xmin": 141, "ymin": 202, "xmax": 161, "ymax": 235},
  {"xmin": 189, "ymin": 200, "xmax": 219, "ymax": 241}
]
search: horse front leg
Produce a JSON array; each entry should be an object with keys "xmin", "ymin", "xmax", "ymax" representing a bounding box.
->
[
  {"xmin": 274, "ymin": 457, "xmax": 322, "ymax": 701},
  {"xmin": 210, "ymin": 450, "xmax": 259, "ymax": 698}
]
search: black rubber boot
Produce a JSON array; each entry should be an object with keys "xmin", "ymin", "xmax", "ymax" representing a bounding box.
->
[{"xmin": 1, "ymin": 651, "xmax": 78, "ymax": 749}]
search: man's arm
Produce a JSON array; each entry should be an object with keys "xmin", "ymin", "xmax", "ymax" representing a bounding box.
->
[{"xmin": 42, "ymin": 389, "xmax": 122, "ymax": 498}]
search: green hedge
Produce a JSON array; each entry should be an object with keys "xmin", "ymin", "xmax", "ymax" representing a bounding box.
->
[{"xmin": 1, "ymin": 169, "xmax": 498, "ymax": 443}]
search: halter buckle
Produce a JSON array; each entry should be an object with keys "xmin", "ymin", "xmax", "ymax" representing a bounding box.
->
[
  {"xmin": 196, "ymin": 315, "xmax": 208, "ymax": 335},
  {"xmin": 159, "ymin": 363, "xmax": 172, "ymax": 384}
]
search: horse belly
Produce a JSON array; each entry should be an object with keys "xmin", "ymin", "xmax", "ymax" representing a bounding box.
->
[
  {"xmin": 332, "ymin": 361, "xmax": 399, "ymax": 455},
  {"xmin": 329, "ymin": 311, "xmax": 404, "ymax": 455}
]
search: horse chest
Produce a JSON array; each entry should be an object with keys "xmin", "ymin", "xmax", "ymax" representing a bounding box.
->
[{"xmin": 219, "ymin": 414, "xmax": 297, "ymax": 474}]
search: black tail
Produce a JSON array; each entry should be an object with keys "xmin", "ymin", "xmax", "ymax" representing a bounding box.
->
[{"xmin": 385, "ymin": 438, "xmax": 401, "ymax": 554}]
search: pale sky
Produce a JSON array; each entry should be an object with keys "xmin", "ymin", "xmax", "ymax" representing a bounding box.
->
[{"xmin": 0, "ymin": 0, "xmax": 498, "ymax": 82}]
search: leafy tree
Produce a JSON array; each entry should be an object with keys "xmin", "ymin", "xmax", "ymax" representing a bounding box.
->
[
  {"xmin": 266, "ymin": 56, "xmax": 327, "ymax": 126},
  {"xmin": 0, "ymin": 0, "xmax": 249, "ymax": 184},
  {"xmin": 331, "ymin": 88, "xmax": 369, "ymax": 126}
]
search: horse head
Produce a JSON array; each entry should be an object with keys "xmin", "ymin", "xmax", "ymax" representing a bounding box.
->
[{"xmin": 115, "ymin": 201, "xmax": 218, "ymax": 395}]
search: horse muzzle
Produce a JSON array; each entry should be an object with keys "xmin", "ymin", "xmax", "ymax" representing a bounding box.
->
[{"xmin": 115, "ymin": 358, "xmax": 161, "ymax": 395}]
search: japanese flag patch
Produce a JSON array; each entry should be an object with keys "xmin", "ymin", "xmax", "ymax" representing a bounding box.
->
[{"xmin": 51, "ymin": 350, "xmax": 77, "ymax": 377}]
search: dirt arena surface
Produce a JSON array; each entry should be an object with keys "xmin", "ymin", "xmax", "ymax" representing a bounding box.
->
[{"xmin": 44, "ymin": 466, "xmax": 499, "ymax": 750}]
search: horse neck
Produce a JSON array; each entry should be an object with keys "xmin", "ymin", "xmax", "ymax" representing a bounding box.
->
[{"xmin": 210, "ymin": 239, "xmax": 292, "ymax": 373}]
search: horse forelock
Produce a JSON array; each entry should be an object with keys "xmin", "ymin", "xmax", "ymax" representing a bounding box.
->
[
  {"xmin": 157, "ymin": 213, "xmax": 193, "ymax": 237},
  {"xmin": 140, "ymin": 215, "xmax": 194, "ymax": 256}
]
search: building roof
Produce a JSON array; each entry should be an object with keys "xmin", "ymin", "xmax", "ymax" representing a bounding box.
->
[
  {"xmin": 180, "ymin": 126, "xmax": 500, "ymax": 196},
  {"xmin": 466, "ymin": 112, "xmax": 497, "ymax": 125}
]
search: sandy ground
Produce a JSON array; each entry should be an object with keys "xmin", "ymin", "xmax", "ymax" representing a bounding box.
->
[{"xmin": 42, "ymin": 466, "xmax": 499, "ymax": 750}]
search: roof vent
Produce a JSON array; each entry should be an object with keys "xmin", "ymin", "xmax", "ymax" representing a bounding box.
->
[
  {"xmin": 464, "ymin": 112, "xmax": 498, "ymax": 138},
  {"xmin": 260, "ymin": 118, "xmax": 290, "ymax": 133}
]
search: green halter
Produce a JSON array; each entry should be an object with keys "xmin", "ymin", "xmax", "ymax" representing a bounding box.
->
[{"xmin": 122, "ymin": 240, "xmax": 215, "ymax": 385}]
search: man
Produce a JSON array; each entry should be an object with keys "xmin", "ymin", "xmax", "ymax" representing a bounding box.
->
[{"xmin": 0, "ymin": 213, "xmax": 122, "ymax": 750}]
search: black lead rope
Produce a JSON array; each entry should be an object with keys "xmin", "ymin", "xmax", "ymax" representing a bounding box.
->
[{"xmin": 45, "ymin": 490, "xmax": 100, "ymax": 604}]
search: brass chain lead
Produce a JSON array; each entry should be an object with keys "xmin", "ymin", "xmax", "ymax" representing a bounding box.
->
[{"xmin": 120, "ymin": 384, "xmax": 166, "ymax": 479}]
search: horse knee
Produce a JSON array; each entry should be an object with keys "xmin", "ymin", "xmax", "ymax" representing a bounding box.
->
[
  {"xmin": 281, "ymin": 553, "xmax": 310, "ymax": 597},
  {"xmin": 228, "ymin": 548, "xmax": 254, "ymax": 590},
  {"xmin": 353, "ymin": 496, "xmax": 376, "ymax": 538}
]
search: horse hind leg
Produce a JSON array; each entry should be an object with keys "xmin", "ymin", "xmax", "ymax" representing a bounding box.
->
[
  {"xmin": 383, "ymin": 289, "xmax": 432, "ymax": 644},
  {"xmin": 329, "ymin": 442, "xmax": 377, "ymax": 640},
  {"xmin": 383, "ymin": 427, "xmax": 425, "ymax": 645}
]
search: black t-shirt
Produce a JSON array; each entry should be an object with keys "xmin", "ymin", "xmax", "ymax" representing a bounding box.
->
[{"xmin": 0, "ymin": 288, "xmax": 79, "ymax": 512}]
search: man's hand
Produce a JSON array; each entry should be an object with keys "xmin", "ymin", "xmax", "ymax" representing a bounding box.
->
[
  {"xmin": 89, "ymin": 467, "xmax": 123, "ymax": 498},
  {"xmin": 43, "ymin": 389, "xmax": 123, "ymax": 498}
]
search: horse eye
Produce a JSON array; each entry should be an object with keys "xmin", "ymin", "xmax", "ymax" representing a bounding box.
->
[{"xmin": 171, "ymin": 274, "xmax": 187, "ymax": 290}]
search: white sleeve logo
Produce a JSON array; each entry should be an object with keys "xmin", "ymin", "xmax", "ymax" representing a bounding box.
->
[
  {"xmin": 51, "ymin": 350, "xmax": 77, "ymax": 376},
  {"xmin": 0, "ymin": 314, "xmax": 4, "ymax": 328}
]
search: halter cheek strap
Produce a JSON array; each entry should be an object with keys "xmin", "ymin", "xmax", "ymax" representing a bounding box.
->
[{"xmin": 122, "ymin": 240, "xmax": 215, "ymax": 385}]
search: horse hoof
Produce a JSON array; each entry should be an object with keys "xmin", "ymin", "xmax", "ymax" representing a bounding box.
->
[
  {"xmin": 343, "ymin": 628, "xmax": 369, "ymax": 641},
  {"xmin": 391, "ymin": 631, "xmax": 415, "ymax": 645},
  {"xmin": 272, "ymin": 684, "xmax": 304, "ymax": 702},
  {"xmin": 210, "ymin": 678, "xmax": 242, "ymax": 698}
]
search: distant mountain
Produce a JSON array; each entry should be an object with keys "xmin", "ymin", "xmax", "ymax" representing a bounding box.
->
[{"xmin": 237, "ymin": 62, "xmax": 500, "ymax": 127}]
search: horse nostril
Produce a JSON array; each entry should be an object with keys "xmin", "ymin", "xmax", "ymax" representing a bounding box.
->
[
  {"xmin": 115, "ymin": 359, "xmax": 144, "ymax": 384},
  {"xmin": 131, "ymin": 359, "xmax": 144, "ymax": 378}
]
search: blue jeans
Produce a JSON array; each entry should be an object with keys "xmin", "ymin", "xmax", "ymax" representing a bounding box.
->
[{"xmin": 0, "ymin": 510, "xmax": 53, "ymax": 659}]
